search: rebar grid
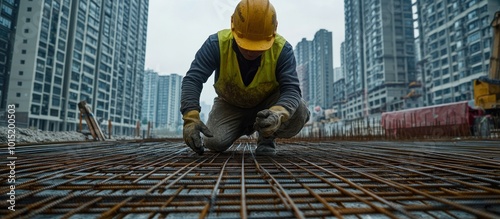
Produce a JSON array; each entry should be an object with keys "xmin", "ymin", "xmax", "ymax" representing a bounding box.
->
[{"xmin": 1, "ymin": 140, "xmax": 500, "ymax": 219}]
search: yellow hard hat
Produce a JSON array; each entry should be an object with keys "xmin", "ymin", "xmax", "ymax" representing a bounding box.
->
[{"xmin": 231, "ymin": 0, "xmax": 277, "ymax": 51}]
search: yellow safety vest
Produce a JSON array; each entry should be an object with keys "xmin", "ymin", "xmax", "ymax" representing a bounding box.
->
[{"xmin": 214, "ymin": 29, "xmax": 286, "ymax": 108}]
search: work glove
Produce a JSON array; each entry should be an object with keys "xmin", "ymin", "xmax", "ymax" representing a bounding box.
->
[
  {"xmin": 182, "ymin": 110, "xmax": 213, "ymax": 155},
  {"xmin": 254, "ymin": 106, "xmax": 290, "ymax": 138}
]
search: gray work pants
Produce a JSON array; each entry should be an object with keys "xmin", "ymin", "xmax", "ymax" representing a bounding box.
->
[{"xmin": 204, "ymin": 92, "xmax": 310, "ymax": 152}]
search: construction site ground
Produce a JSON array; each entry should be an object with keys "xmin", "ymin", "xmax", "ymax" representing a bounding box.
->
[{"xmin": 1, "ymin": 139, "xmax": 500, "ymax": 219}]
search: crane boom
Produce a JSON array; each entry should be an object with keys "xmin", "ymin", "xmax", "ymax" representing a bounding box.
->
[{"xmin": 473, "ymin": 11, "xmax": 500, "ymax": 110}]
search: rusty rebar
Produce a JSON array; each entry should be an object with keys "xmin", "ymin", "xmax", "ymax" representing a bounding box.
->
[{"xmin": 1, "ymin": 140, "xmax": 499, "ymax": 218}]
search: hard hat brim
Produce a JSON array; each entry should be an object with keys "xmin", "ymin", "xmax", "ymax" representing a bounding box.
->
[{"xmin": 233, "ymin": 33, "xmax": 275, "ymax": 51}]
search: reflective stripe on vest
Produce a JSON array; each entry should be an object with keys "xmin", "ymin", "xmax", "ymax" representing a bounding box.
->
[{"xmin": 214, "ymin": 29, "xmax": 285, "ymax": 108}]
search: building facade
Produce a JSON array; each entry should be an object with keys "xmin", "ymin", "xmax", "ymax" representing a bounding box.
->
[
  {"xmin": 156, "ymin": 73, "xmax": 182, "ymax": 132},
  {"xmin": 142, "ymin": 69, "xmax": 158, "ymax": 126},
  {"xmin": 342, "ymin": 0, "xmax": 417, "ymax": 121},
  {"xmin": 294, "ymin": 29, "xmax": 334, "ymax": 110},
  {"xmin": 295, "ymin": 38, "xmax": 313, "ymax": 106},
  {"xmin": 416, "ymin": 0, "xmax": 500, "ymax": 106},
  {"xmin": 0, "ymin": 0, "xmax": 19, "ymax": 110},
  {"xmin": 343, "ymin": 0, "xmax": 365, "ymax": 120},
  {"xmin": 141, "ymin": 71, "xmax": 182, "ymax": 135},
  {"xmin": 6, "ymin": 0, "xmax": 148, "ymax": 134},
  {"xmin": 313, "ymin": 29, "xmax": 334, "ymax": 109}
]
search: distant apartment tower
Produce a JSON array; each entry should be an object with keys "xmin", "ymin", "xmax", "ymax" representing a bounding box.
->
[
  {"xmin": 340, "ymin": 42, "xmax": 347, "ymax": 83},
  {"xmin": 294, "ymin": 38, "xmax": 313, "ymax": 105},
  {"xmin": 142, "ymin": 70, "xmax": 159, "ymax": 125},
  {"xmin": 141, "ymin": 71, "xmax": 182, "ymax": 133},
  {"xmin": 294, "ymin": 29, "xmax": 334, "ymax": 110},
  {"xmin": 343, "ymin": 0, "xmax": 416, "ymax": 120},
  {"xmin": 156, "ymin": 74, "xmax": 182, "ymax": 132},
  {"xmin": 334, "ymin": 67, "xmax": 343, "ymax": 82},
  {"xmin": 6, "ymin": 0, "xmax": 148, "ymax": 134},
  {"xmin": 332, "ymin": 67, "xmax": 345, "ymax": 118},
  {"xmin": 416, "ymin": 0, "xmax": 500, "ymax": 106},
  {"xmin": 343, "ymin": 0, "xmax": 365, "ymax": 120},
  {"xmin": 0, "ymin": 0, "xmax": 19, "ymax": 110},
  {"xmin": 313, "ymin": 29, "xmax": 334, "ymax": 109}
]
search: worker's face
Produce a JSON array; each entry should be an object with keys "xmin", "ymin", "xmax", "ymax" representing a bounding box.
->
[{"xmin": 238, "ymin": 46, "xmax": 265, "ymax": 60}]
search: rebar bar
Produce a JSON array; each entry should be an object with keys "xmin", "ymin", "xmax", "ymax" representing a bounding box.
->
[{"xmin": 1, "ymin": 140, "xmax": 499, "ymax": 218}]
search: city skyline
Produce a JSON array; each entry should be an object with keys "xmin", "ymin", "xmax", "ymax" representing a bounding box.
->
[
  {"xmin": 1, "ymin": 0, "xmax": 499, "ymax": 132},
  {"xmin": 145, "ymin": 0, "xmax": 345, "ymax": 104},
  {"xmin": 3, "ymin": 0, "xmax": 148, "ymax": 133}
]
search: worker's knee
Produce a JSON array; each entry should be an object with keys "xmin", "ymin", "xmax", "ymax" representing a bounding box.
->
[{"xmin": 204, "ymin": 135, "xmax": 233, "ymax": 152}]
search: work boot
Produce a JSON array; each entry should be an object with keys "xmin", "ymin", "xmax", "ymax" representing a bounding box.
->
[{"xmin": 256, "ymin": 135, "xmax": 276, "ymax": 156}]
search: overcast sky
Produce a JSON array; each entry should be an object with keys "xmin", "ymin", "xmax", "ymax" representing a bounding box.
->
[{"xmin": 145, "ymin": 0, "xmax": 345, "ymax": 104}]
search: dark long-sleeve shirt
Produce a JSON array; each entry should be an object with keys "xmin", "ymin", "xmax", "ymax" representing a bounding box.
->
[{"xmin": 180, "ymin": 33, "xmax": 302, "ymax": 116}]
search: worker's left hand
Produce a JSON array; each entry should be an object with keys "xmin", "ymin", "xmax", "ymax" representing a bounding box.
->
[
  {"xmin": 182, "ymin": 110, "xmax": 213, "ymax": 155},
  {"xmin": 254, "ymin": 106, "xmax": 290, "ymax": 137}
]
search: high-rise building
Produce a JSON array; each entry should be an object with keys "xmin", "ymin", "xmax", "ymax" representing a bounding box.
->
[
  {"xmin": 343, "ymin": 0, "xmax": 417, "ymax": 120},
  {"xmin": 340, "ymin": 42, "xmax": 347, "ymax": 82},
  {"xmin": 334, "ymin": 67, "xmax": 343, "ymax": 82},
  {"xmin": 0, "ymin": 0, "xmax": 19, "ymax": 110},
  {"xmin": 141, "ymin": 71, "xmax": 182, "ymax": 135},
  {"xmin": 294, "ymin": 29, "xmax": 334, "ymax": 110},
  {"xmin": 416, "ymin": 0, "xmax": 500, "ymax": 106},
  {"xmin": 6, "ymin": 0, "xmax": 148, "ymax": 134},
  {"xmin": 156, "ymin": 73, "xmax": 182, "ymax": 132},
  {"xmin": 343, "ymin": 0, "xmax": 365, "ymax": 120},
  {"xmin": 313, "ymin": 29, "xmax": 334, "ymax": 109},
  {"xmin": 338, "ymin": 41, "xmax": 348, "ymax": 119},
  {"xmin": 295, "ymin": 38, "xmax": 313, "ymax": 105},
  {"xmin": 332, "ymin": 78, "xmax": 346, "ymax": 118},
  {"xmin": 142, "ymin": 69, "xmax": 159, "ymax": 126}
]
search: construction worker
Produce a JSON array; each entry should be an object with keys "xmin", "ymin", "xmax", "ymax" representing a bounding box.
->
[{"xmin": 180, "ymin": 0, "xmax": 310, "ymax": 156}]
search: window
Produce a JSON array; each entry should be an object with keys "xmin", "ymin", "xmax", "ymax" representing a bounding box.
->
[
  {"xmin": 434, "ymin": 80, "xmax": 441, "ymax": 87},
  {"xmin": 50, "ymin": 109, "xmax": 59, "ymax": 117},
  {"xmin": 16, "ymin": 93, "xmax": 21, "ymax": 97},
  {"xmin": 440, "ymin": 48, "xmax": 447, "ymax": 56},
  {"xmin": 20, "ymin": 60, "xmax": 25, "ymax": 64},
  {"xmin": 441, "ymin": 58, "xmax": 448, "ymax": 65},
  {"xmin": 469, "ymin": 42, "xmax": 481, "ymax": 54},
  {"xmin": 443, "ymin": 77, "xmax": 450, "ymax": 84},
  {"xmin": 471, "ymin": 65, "xmax": 482, "ymax": 74},
  {"xmin": 57, "ymin": 52, "xmax": 64, "ymax": 62},
  {"xmin": 483, "ymin": 39, "xmax": 491, "ymax": 49},
  {"xmin": 468, "ymin": 11, "xmax": 477, "ymax": 20},
  {"xmin": 469, "ymin": 54, "xmax": 482, "ymax": 65},
  {"xmin": 467, "ymin": 31, "xmax": 481, "ymax": 43},
  {"xmin": 17, "ymin": 81, "xmax": 22, "ymax": 86},
  {"xmin": 34, "ymin": 83, "xmax": 42, "ymax": 92},
  {"xmin": 27, "ymin": 7, "xmax": 32, "ymax": 12},
  {"xmin": 433, "ymin": 70, "xmax": 441, "ymax": 78},
  {"xmin": 468, "ymin": 20, "xmax": 479, "ymax": 31},
  {"xmin": 0, "ymin": 16, "xmax": 11, "ymax": 28},
  {"xmin": 19, "ymin": 71, "xmax": 23, "ymax": 75},
  {"xmin": 441, "ymin": 68, "xmax": 449, "ymax": 77},
  {"xmin": 53, "ymin": 87, "xmax": 61, "ymax": 95}
]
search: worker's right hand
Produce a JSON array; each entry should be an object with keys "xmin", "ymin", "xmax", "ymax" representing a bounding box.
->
[
  {"xmin": 254, "ymin": 106, "xmax": 290, "ymax": 137},
  {"xmin": 182, "ymin": 110, "xmax": 213, "ymax": 155}
]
